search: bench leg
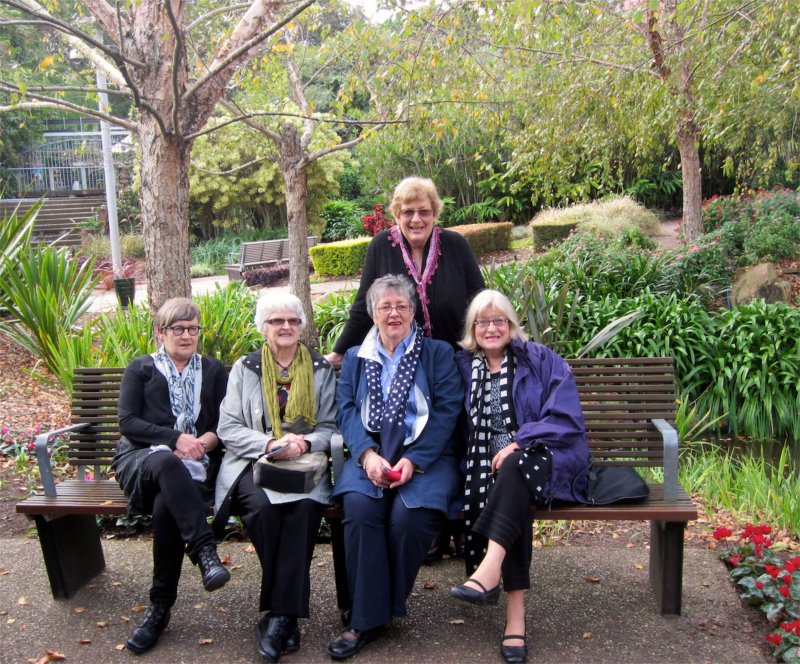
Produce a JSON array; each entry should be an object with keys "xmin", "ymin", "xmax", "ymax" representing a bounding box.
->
[
  {"xmin": 34, "ymin": 514, "xmax": 106, "ymax": 599},
  {"xmin": 649, "ymin": 520, "xmax": 686, "ymax": 615},
  {"xmin": 328, "ymin": 516, "xmax": 351, "ymax": 612}
]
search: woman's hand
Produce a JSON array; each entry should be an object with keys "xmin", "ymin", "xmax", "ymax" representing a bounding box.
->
[
  {"xmin": 267, "ymin": 433, "xmax": 308, "ymax": 460},
  {"xmin": 491, "ymin": 442, "xmax": 520, "ymax": 474},
  {"xmin": 361, "ymin": 451, "xmax": 414, "ymax": 489},
  {"xmin": 198, "ymin": 432, "xmax": 219, "ymax": 453},
  {"xmin": 175, "ymin": 433, "xmax": 206, "ymax": 460},
  {"xmin": 324, "ymin": 351, "xmax": 343, "ymax": 367},
  {"xmin": 387, "ymin": 457, "xmax": 415, "ymax": 488}
]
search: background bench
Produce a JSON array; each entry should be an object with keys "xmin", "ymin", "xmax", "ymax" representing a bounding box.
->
[
  {"xmin": 225, "ymin": 236, "xmax": 318, "ymax": 281},
  {"xmin": 17, "ymin": 357, "xmax": 695, "ymax": 615}
]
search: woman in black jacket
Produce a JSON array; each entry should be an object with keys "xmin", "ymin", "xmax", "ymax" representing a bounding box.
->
[{"xmin": 112, "ymin": 297, "xmax": 229, "ymax": 655}]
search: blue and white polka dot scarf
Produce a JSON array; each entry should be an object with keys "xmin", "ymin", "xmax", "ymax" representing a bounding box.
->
[{"xmin": 364, "ymin": 328, "xmax": 423, "ymax": 464}]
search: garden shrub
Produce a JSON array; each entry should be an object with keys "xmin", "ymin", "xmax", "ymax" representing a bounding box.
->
[
  {"xmin": 449, "ymin": 222, "xmax": 512, "ymax": 257},
  {"xmin": 83, "ymin": 233, "xmax": 146, "ymax": 260},
  {"xmin": 310, "ymin": 238, "xmax": 371, "ymax": 277},
  {"xmin": 321, "ymin": 200, "xmax": 366, "ymax": 242},
  {"xmin": 120, "ymin": 233, "xmax": 145, "ymax": 258},
  {"xmin": 530, "ymin": 196, "xmax": 661, "ymax": 250},
  {"xmin": 242, "ymin": 262, "xmax": 292, "ymax": 288}
]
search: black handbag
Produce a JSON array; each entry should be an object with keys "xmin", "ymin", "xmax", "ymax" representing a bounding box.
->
[{"xmin": 572, "ymin": 463, "xmax": 650, "ymax": 506}]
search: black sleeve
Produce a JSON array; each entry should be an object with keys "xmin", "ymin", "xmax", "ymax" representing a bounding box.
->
[
  {"xmin": 118, "ymin": 358, "xmax": 180, "ymax": 448},
  {"xmin": 462, "ymin": 237, "xmax": 486, "ymax": 300},
  {"xmin": 333, "ymin": 235, "xmax": 381, "ymax": 354}
]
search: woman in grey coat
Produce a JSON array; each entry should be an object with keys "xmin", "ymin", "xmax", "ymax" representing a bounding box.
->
[{"xmin": 215, "ymin": 292, "xmax": 337, "ymax": 663}]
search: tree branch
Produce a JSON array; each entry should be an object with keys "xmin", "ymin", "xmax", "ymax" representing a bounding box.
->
[
  {"xmin": 192, "ymin": 157, "xmax": 271, "ymax": 175},
  {"xmin": 164, "ymin": 0, "xmax": 185, "ymax": 134},
  {"xmin": 186, "ymin": 3, "xmax": 251, "ymax": 31}
]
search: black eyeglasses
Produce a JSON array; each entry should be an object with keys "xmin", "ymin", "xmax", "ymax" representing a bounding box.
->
[
  {"xmin": 166, "ymin": 325, "xmax": 202, "ymax": 336},
  {"xmin": 266, "ymin": 318, "xmax": 302, "ymax": 327}
]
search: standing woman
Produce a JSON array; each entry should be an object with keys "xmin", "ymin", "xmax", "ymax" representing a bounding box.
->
[
  {"xmin": 214, "ymin": 292, "xmax": 337, "ymax": 663},
  {"xmin": 450, "ymin": 290, "xmax": 590, "ymax": 663},
  {"xmin": 113, "ymin": 297, "xmax": 229, "ymax": 655},
  {"xmin": 327, "ymin": 275, "xmax": 463, "ymax": 660},
  {"xmin": 325, "ymin": 176, "xmax": 484, "ymax": 364}
]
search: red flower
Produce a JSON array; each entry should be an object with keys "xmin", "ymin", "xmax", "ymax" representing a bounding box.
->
[
  {"xmin": 766, "ymin": 565, "xmax": 782, "ymax": 578},
  {"xmin": 786, "ymin": 558, "xmax": 800, "ymax": 573},
  {"xmin": 766, "ymin": 633, "xmax": 782, "ymax": 646},
  {"xmin": 728, "ymin": 554, "xmax": 741, "ymax": 567},
  {"xmin": 779, "ymin": 586, "xmax": 790, "ymax": 598},
  {"xmin": 712, "ymin": 526, "xmax": 733, "ymax": 540},
  {"xmin": 756, "ymin": 581, "xmax": 764, "ymax": 590},
  {"xmin": 783, "ymin": 575, "xmax": 793, "ymax": 585}
]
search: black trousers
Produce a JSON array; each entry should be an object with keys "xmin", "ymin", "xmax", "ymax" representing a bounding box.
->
[
  {"xmin": 232, "ymin": 471, "xmax": 323, "ymax": 617},
  {"xmin": 342, "ymin": 490, "xmax": 442, "ymax": 631},
  {"xmin": 471, "ymin": 456, "xmax": 535, "ymax": 592},
  {"xmin": 139, "ymin": 451, "xmax": 216, "ymax": 606}
]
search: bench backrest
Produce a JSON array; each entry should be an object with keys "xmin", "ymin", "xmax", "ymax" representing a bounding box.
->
[
  {"xmin": 67, "ymin": 357, "xmax": 675, "ymax": 474},
  {"xmin": 240, "ymin": 240, "xmax": 283, "ymax": 267}
]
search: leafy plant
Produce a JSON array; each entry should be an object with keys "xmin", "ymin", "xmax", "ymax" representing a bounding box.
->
[
  {"xmin": 314, "ymin": 289, "xmax": 357, "ymax": 354},
  {"xmin": 361, "ymin": 204, "xmax": 392, "ymax": 236},
  {"xmin": 321, "ymin": 199, "xmax": 367, "ymax": 241}
]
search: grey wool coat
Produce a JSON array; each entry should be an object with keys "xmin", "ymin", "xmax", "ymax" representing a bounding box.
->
[{"xmin": 214, "ymin": 346, "xmax": 338, "ymax": 513}]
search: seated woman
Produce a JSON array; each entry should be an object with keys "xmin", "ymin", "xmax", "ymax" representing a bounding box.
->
[
  {"xmin": 327, "ymin": 275, "xmax": 463, "ymax": 661},
  {"xmin": 214, "ymin": 292, "xmax": 337, "ymax": 663},
  {"xmin": 450, "ymin": 290, "xmax": 591, "ymax": 664},
  {"xmin": 112, "ymin": 297, "xmax": 229, "ymax": 655}
]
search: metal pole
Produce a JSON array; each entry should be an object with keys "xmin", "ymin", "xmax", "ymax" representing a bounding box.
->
[{"xmin": 96, "ymin": 70, "xmax": 121, "ymax": 276}]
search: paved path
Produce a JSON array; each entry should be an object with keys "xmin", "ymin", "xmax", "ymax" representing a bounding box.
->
[{"xmin": 0, "ymin": 535, "xmax": 768, "ymax": 663}]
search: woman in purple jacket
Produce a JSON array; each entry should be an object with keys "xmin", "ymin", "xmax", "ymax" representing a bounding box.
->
[{"xmin": 449, "ymin": 290, "xmax": 591, "ymax": 664}]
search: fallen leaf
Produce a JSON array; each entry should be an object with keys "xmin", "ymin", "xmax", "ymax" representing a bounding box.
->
[
  {"xmin": 0, "ymin": 611, "xmax": 7, "ymax": 616},
  {"xmin": 45, "ymin": 651, "xmax": 66, "ymax": 661},
  {"xmin": 100, "ymin": 500, "xmax": 114, "ymax": 506},
  {"xmin": 245, "ymin": 544, "xmax": 256, "ymax": 553},
  {"xmin": 131, "ymin": 605, "xmax": 147, "ymax": 613},
  {"xmin": 585, "ymin": 576, "xmax": 601, "ymax": 584},
  {"xmin": 230, "ymin": 565, "xmax": 242, "ymax": 571},
  {"xmin": 626, "ymin": 543, "xmax": 634, "ymax": 548},
  {"xmin": 116, "ymin": 644, "xmax": 126, "ymax": 651},
  {"xmin": 199, "ymin": 638, "xmax": 213, "ymax": 645},
  {"xmin": 194, "ymin": 604, "xmax": 204, "ymax": 609},
  {"xmin": 7, "ymin": 618, "xmax": 16, "ymax": 624},
  {"xmin": 74, "ymin": 607, "xmax": 87, "ymax": 613},
  {"xmin": 634, "ymin": 563, "xmax": 644, "ymax": 570},
  {"xmin": 79, "ymin": 638, "xmax": 91, "ymax": 645},
  {"xmin": 220, "ymin": 555, "xmax": 232, "ymax": 564},
  {"xmin": 0, "ymin": 567, "xmax": 8, "ymax": 575},
  {"xmin": 423, "ymin": 581, "xmax": 438, "ymax": 590},
  {"xmin": 449, "ymin": 619, "xmax": 465, "ymax": 624},
  {"xmin": 96, "ymin": 621, "xmax": 108, "ymax": 628},
  {"xmin": 112, "ymin": 582, "xmax": 121, "ymax": 587},
  {"xmin": 120, "ymin": 615, "xmax": 131, "ymax": 622},
  {"xmin": 583, "ymin": 631, "xmax": 592, "ymax": 639},
  {"xmin": 18, "ymin": 597, "xmax": 29, "ymax": 605},
  {"xmin": 218, "ymin": 607, "xmax": 228, "ymax": 613}
]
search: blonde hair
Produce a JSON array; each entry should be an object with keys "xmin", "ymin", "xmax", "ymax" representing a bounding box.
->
[
  {"xmin": 459, "ymin": 289, "xmax": 527, "ymax": 352},
  {"xmin": 389, "ymin": 177, "xmax": 442, "ymax": 220},
  {"xmin": 254, "ymin": 291, "xmax": 306, "ymax": 335},
  {"xmin": 155, "ymin": 297, "xmax": 200, "ymax": 330}
]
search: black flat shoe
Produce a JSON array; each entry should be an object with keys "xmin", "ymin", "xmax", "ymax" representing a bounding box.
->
[
  {"xmin": 500, "ymin": 633, "xmax": 528, "ymax": 664},
  {"xmin": 450, "ymin": 578, "xmax": 501, "ymax": 606},
  {"xmin": 327, "ymin": 626, "xmax": 381, "ymax": 661}
]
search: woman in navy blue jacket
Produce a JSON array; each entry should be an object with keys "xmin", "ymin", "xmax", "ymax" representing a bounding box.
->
[
  {"xmin": 327, "ymin": 275, "xmax": 463, "ymax": 661},
  {"xmin": 450, "ymin": 289, "xmax": 591, "ymax": 664}
]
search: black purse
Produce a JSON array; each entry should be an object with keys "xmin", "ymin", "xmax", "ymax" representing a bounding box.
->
[{"xmin": 572, "ymin": 463, "xmax": 650, "ymax": 506}]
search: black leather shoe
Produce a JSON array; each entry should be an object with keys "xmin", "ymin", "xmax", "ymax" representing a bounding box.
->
[
  {"xmin": 256, "ymin": 614, "xmax": 289, "ymax": 662},
  {"xmin": 450, "ymin": 578, "xmax": 501, "ymax": 605},
  {"xmin": 327, "ymin": 626, "xmax": 381, "ymax": 660},
  {"xmin": 500, "ymin": 633, "xmax": 528, "ymax": 663},
  {"xmin": 197, "ymin": 544, "xmax": 230, "ymax": 592},
  {"xmin": 283, "ymin": 617, "xmax": 300, "ymax": 653},
  {"xmin": 126, "ymin": 602, "xmax": 171, "ymax": 654}
]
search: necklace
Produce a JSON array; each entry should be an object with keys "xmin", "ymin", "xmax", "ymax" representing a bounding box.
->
[{"xmin": 272, "ymin": 354, "xmax": 294, "ymax": 377}]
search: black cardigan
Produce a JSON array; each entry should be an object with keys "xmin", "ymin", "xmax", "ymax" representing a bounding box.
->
[
  {"xmin": 333, "ymin": 229, "xmax": 485, "ymax": 354},
  {"xmin": 111, "ymin": 354, "xmax": 228, "ymax": 513}
]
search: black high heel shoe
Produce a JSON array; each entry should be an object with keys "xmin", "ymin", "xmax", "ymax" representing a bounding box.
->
[
  {"xmin": 500, "ymin": 632, "xmax": 528, "ymax": 664},
  {"xmin": 450, "ymin": 578, "xmax": 501, "ymax": 605}
]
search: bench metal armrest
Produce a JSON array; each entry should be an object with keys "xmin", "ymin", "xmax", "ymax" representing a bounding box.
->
[
  {"xmin": 330, "ymin": 433, "xmax": 345, "ymax": 486},
  {"xmin": 35, "ymin": 423, "xmax": 90, "ymax": 497},
  {"xmin": 652, "ymin": 418, "xmax": 679, "ymax": 501}
]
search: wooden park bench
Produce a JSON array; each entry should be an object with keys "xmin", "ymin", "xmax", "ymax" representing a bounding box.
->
[
  {"xmin": 17, "ymin": 357, "xmax": 695, "ymax": 615},
  {"xmin": 225, "ymin": 236, "xmax": 318, "ymax": 281}
]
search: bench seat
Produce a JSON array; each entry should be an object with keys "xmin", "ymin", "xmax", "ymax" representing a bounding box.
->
[{"xmin": 225, "ymin": 236, "xmax": 318, "ymax": 280}]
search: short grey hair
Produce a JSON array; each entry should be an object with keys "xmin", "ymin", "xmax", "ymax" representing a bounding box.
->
[
  {"xmin": 155, "ymin": 297, "xmax": 200, "ymax": 330},
  {"xmin": 459, "ymin": 289, "xmax": 527, "ymax": 352},
  {"xmin": 366, "ymin": 274, "xmax": 417, "ymax": 317},
  {"xmin": 254, "ymin": 291, "xmax": 306, "ymax": 334}
]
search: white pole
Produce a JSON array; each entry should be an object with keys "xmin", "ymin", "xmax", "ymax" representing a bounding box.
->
[{"xmin": 96, "ymin": 70, "xmax": 121, "ymax": 276}]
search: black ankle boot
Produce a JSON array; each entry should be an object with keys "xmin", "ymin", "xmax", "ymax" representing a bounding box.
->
[
  {"xmin": 283, "ymin": 616, "xmax": 300, "ymax": 653},
  {"xmin": 126, "ymin": 602, "xmax": 171, "ymax": 654},
  {"xmin": 197, "ymin": 544, "xmax": 230, "ymax": 591},
  {"xmin": 256, "ymin": 614, "xmax": 289, "ymax": 662}
]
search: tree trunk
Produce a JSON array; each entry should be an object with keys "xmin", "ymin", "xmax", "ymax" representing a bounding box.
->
[
  {"xmin": 676, "ymin": 118, "xmax": 703, "ymax": 243},
  {"xmin": 138, "ymin": 116, "xmax": 193, "ymax": 310}
]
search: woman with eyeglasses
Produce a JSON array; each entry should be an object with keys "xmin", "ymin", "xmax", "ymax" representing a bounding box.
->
[
  {"xmin": 112, "ymin": 297, "xmax": 230, "ymax": 655},
  {"xmin": 325, "ymin": 176, "xmax": 484, "ymax": 366},
  {"xmin": 214, "ymin": 291, "xmax": 337, "ymax": 663},
  {"xmin": 449, "ymin": 290, "xmax": 590, "ymax": 664},
  {"xmin": 327, "ymin": 275, "xmax": 463, "ymax": 660}
]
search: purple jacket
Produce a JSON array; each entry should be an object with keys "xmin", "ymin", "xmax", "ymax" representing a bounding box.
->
[{"xmin": 455, "ymin": 338, "xmax": 591, "ymax": 504}]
